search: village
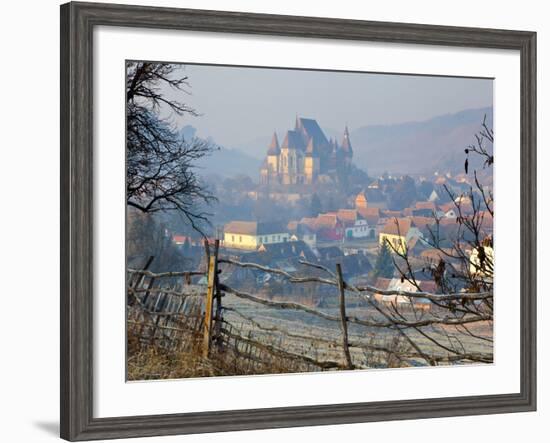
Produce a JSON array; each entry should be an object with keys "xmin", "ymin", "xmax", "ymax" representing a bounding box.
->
[{"xmin": 168, "ymin": 117, "xmax": 493, "ymax": 311}]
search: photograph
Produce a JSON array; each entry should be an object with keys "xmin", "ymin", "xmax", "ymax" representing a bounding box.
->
[{"xmin": 125, "ymin": 61, "xmax": 494, "ymax": 380}]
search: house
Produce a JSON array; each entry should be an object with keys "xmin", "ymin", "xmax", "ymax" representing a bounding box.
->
[
  {"xmin": 223, "ymin": 221, "xmax": 289, "ymax": 250},
  {"xmin": 381, "ymin": 209, "xmax": 403, "ymax": 219},
  {"xmin": 313, "ymin": 213, "xmax": 345, "ymax": 241},
  {"xmin": 372, "ymin": 277, "xmax": 435, "ymax": 311},
  {"xmin": 287, "ymin": 221, "xmax": 317, "ymax": 248},
  {"xmin": 345, "ymin": 218, "xmax": 371, "ymax": 239},
  {"xmin": 317, "ymin": 214, "xmax": 345, "ymax": 241},
  {"xmin": 409, "ymin": 216, "xmax": 435, "ymax": 231},
  {"xmin": 357, "ymin": 207, "xmax": 381, "ymax": 234},
  {"xmin": 335, "ymin": 209, "xmax": 373, "ymax": 239},
  {"xmin": 172, "ymin": 235, "xmax": 218, "ymax": 250},
  {"xmin": 428, "ymin": 189, "xmax": 440, "ymax": 202},
  {"xmin": 438, "ymin": 202, "xmax": 458, "ymax": 218},
  {"xmin": 439, "ymin": 199, "xmax": 474, "ymax": 217},
  {"xmin": 355, "ymin": 189, "xmax": 387, "ymax": 210},
  {"xmin": 252, "ymin": 240, "xmax": 317, "ymax": 263},
  {"xmin": 412, "ymin": 201, "xmax": 443, "ymax": 218},
  {"xmin": 379, "ymin": 218, "xmax": 424, "ymax": 255},
  {"xmin": 415, "ymin": 201, "xmax": 437, "ymax": 211}
]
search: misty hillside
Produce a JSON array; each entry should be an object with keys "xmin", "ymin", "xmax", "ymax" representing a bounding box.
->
[
  {"xmin": 233, "ymin": 135, "xmax": 271, "ymax": 158},
  {"xmin": 196, "ymin": 145, "xmax": 263, "ymax": 180},
  {"xmin": 351, "ymin": 107, "xmax": 493, "ymax": 175},
  {"xmin": 180, "ymin": 126, "xmax": 263, "ymax": 180}
]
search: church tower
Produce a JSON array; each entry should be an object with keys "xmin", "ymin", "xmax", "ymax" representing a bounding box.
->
[
  {"xmin": 355, "ymin": 191, "xmax": 368, "ymax": 210},
  {"xmin": 266, "ymin": 132, "xmax": 280, "ymax": 178},
  {"xmin": 340, "ymin": 125, "xmax": 353, "ymax": 168},
  {"xmin": 304, "ymin": 137, "xmax": 320, "ymax": 184}
]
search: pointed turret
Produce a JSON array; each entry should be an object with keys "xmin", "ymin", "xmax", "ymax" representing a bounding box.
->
[
  {"xmin": 341, "ymin": 125, "xmax": 353, "ymax": 156},
  {"xmin": 267, "ymin": 132, "xmax": 280, "ymax": 155},
  {"xmin": 332, "ymin": 137, "xmax": 339, "ymax": 154},
  {"xmin": 281, "ymin": 130, "xmax": 305, "ymax": 150}
]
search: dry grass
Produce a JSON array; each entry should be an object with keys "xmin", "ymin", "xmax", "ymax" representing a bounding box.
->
[{"xmin": 126, "ymin": 327, "xmax": 315, "ymax": 380}]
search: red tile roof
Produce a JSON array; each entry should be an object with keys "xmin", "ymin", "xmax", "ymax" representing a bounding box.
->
[
  {"xmin": 415, "ymin": 201, "xmax": 437, "ymax": 211},
  {"xmin": 381, "ymin": 218, "xmax": 414, "ymax": 236}
]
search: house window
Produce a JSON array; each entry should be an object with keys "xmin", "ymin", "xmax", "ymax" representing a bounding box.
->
[
  {"xmin": 231, "ymin": 235, "xmax": 235, "ymax": 242},
  {"xmin": 239, "ymin": 236, "xmax": 242, "ymax": 243}
]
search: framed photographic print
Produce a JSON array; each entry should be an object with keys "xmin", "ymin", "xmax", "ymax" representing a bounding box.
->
[{"xmin": 60, "ymin": 1, "xmax": 537, "ymax": 441}]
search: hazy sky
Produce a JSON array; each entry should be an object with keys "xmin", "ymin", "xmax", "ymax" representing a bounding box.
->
[{"xmin": 161, "ymin": 63, "xmax": 493, "ymax": 152}]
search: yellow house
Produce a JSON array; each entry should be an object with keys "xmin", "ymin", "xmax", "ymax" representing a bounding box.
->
[
  {"xmin": 379, "ymin": 218, "xmax": 422, "ymax": 255},
  {"xmin": 223, "ymin": 221, "xmax": 290, "ymax": 250}
]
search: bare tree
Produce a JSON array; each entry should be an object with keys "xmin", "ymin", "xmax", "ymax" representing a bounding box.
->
[
  {"xmin": 126, "ymin": 62, "xmax": 216, "ymax": 234},
  {"xmin": 378, "ymin": 118, "xmax": 494, "ymax": 365}
]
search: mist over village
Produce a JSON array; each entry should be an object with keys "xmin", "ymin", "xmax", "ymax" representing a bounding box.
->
[{"xmin": 126, "ymin": 62, "xmax": 494, "ymax": 379}]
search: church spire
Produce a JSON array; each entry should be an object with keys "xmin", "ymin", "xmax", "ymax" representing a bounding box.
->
[
  {"xmin": 267, "ymin": 132, "xmax": 280, "ymax": 155},
  {"xmin": 340, "ymin": 125, "xmax": 353, "ymax": 156}
]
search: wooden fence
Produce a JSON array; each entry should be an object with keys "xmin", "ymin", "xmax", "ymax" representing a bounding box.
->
[{"xmin": 127, "ymin": 240, "xmax": 493, "ymax": 374}]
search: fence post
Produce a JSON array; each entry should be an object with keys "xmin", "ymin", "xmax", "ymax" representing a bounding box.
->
[
  {"xmin": 336, "ymin": 263, "xmax": 353, "ymax": 369},
  {"xmin": 202, "ymin": 239, "xmax": 219, "ymax": 358}
]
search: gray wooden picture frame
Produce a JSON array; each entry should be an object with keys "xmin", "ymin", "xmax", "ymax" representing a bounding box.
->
[{"xmin": 60, "ymin": 2, "xmax": 537, "ymax": 441}]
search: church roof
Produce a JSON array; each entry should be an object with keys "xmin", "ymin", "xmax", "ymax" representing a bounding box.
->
[
  {"xmin": 281, "ymin": 130, "xmax": 306, "ymax": 150},
  {"xmin": 340, "ymin": 126, "xmax": 353, "ymax": 155},
  {"xmin": 296, "ymin": 117, "xmax": 329, "ymax": 147},
  {"xmin": 267, "ymin": 132, "xmax": 280, "ymax": 155}
]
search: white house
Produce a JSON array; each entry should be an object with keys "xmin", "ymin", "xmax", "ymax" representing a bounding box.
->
[{"xmin": 345, "ymin": 218, "xmax": 372, "ymax": 239}]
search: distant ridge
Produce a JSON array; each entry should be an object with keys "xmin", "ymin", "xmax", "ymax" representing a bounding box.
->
[
  {"xmin": 351, "ymin": 107, "xmax": 493, "ymax": 175},
  {"xmin": 186, "ymin": 106, "xmax": 493, "ymax": 180}
]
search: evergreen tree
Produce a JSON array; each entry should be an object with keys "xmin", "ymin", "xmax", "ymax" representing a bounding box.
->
[
  {"xmin": 182, "ymin": 237, "xmax": 191, "ymax": 256},
  {"xmin": 310, "ymin": 193, "xmax": 322, "ymax": 217},
  {"xmin": 387, "ymin": 175, "xmax": 417, "ymax": 210},
  {"xmin": 373, "ymin": 241, "xmax": 395, "ymax": 279}
]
